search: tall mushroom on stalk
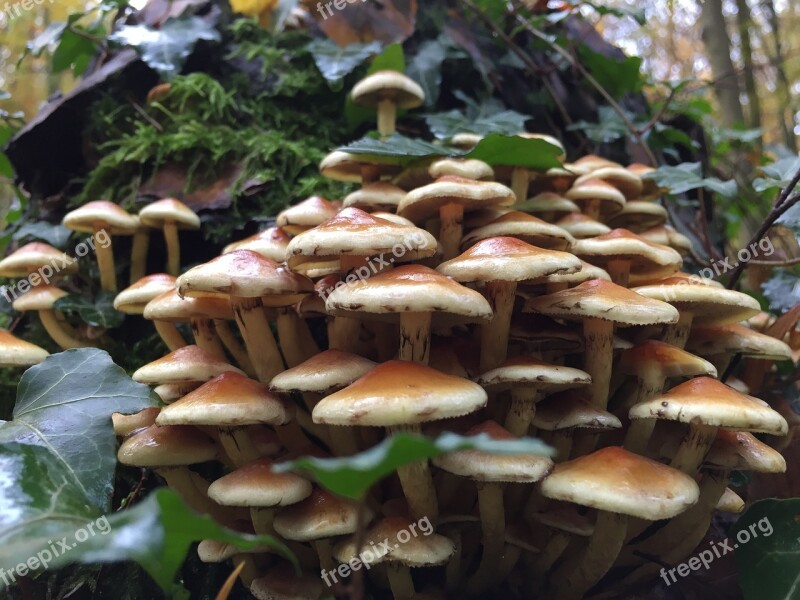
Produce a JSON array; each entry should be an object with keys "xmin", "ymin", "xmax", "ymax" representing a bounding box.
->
[
  {"xmin": 572, "ymin": 228, "xmax": 682, "ymax": 287},
  {"xmin": 177, "ymin": 250, "xmax": 314, "ymax": 382},
  {"xmin": 0, "ymin": 329, "xmax": 49, "ymax": 367},
  {"xmin": 565, "ymin": 178, "xmax": 626, "ymax": 222},
  {"xmin": 439, "ymin": 237, "xmax": 581, "ymax": 372},
  {"xmin": 461, "ymin": 211, "xmax": 575, "ymax": 251},
  {"xmin": 223, "ymin": 227, "xmax": 291, "ymax": 262},
  {"xmin": 63, "ymin": 201, "xmax": 139, "ymax": 291},
  {"xmin": 494, "ymin": 133, "xmax": 566, "ymax": 204},
  {"xmin": 398, "ymin": 176, "xmax": 516, "ymax": 260},
  {"xmin": 476, "ymin": 357, "xmax": 591, "ymax": 436},
  {"xmin": 540, "ymin": 446, "xmax": 699, "ymax": 600},
  {"xmin": 633, "ymin": 276, "xmax": 761, "ymax": 348},
  {"xmin": 12, "ymin": 285, "xmax": 89, "ymax": 349},
  {"xmin": 325, "ymin": 264, "xmax": 493, "ymax": 364},
  {"xmin": 138, "ymin": 198, "xmax": 200, "ymax": 277},
  {"xmin": 432, "ymin": 420, "xmax": 553, "ymax": 593},
  {"xmin": 685, "ymin": 323, "xmax": 793, "ymax": 374},
  {"xmin": 313, "ymin": 360, "xmax": 488, "ymax": 520},
  {"xmin": 128, "ymin": 216, "xmax": 150, "ymax": 285},
  {"xmin": 276, "ymin": 196, "xmax": 340, "ymax": 236},
  {"xmin": 0, "ymin": 242, "xmax": 78, "ymax": 283},
  {"xmin": 113, "ymin": 274, "xmax": 176, "ymax": 315},
  {"xmin": 525, "ymin": 279, "xmax": 679, "ymax": 410},
  {"xmin": 350, "ymin": 70, "xmax": 425, "ymax": 137}
]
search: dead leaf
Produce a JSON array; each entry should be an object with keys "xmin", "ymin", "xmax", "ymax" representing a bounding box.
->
[{"xmin": 308, "ymin": 0, "xmax": 417, "ymax": 46}]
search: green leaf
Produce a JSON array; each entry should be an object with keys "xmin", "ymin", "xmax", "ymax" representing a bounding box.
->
[
  {"xmin": 426, "ymin": 95, "xmax": 529, "ymax": 140},
  {"xmin": 11, "ymin": 221, "xmax": 72, "ymax": 249},
  {"xmin": 109, "ymin": 17, "xmax": 221, "ymax": 80},
  {"xmin": 576, "ymin": 46, "xmax": 643, "ymax": 98},
  {"xmin": 407, "ymin": 38, "xmax": 447, "ymax": 107},
  {"xmin": 52, "ymin": 27, "xmax": 99, "ymax": 75},
  {"xmin": 733, "ymin": 498, "xmax": 800, "ymax": 600},
  {"xmin": 0, "ymin": 349, "xmax": 158, "ymax": 511},
  {"xmin": 568, "ymin": 105, "xmax": 632, "ymax": 144},
  {"xmin": 368, "ymin": 43, "xmax": 404, "ymax": 74},
  {"xmin": 762, "ymin": 270, "xmax": 800, "ymax": 314},
  {"xmin": 276, "ymin": 432, "xmax": 553, "ymax": 500},
  {"xmin": 54, "ymin": 292, "xmax": 125, "ymax": 329},
  {"xmin": 27, "ymin": 22, "xmax": 68, "ymax": 55},
  {"xmin": 753, "ymin": 157, "xmax": 800, "ymax": 193},
  {"xmin": 0, "ymin": 445, "xmax": 291, "ymax": 594},
  {"xmin": 645, "ymin": 162, "xmax": 737, "ymax": 198},
  {"xmin": 338, "ymin": 133, "xmax": 449, "ymax": 165},
  {"xmin": 466, "ymin": 133, "xmax": 563, "ymax": 170},
  {"xmin": 306, "ymin": 39, "xmax": 381, "ymax": 86},
  {"xmin": 577, "ymin": 1, "xmax": 646, "ymax": 25}
]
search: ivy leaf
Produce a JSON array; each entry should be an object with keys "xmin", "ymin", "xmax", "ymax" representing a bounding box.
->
[
  {"xmin": 0, "ymin": 446, "xmax": 291, "ymax": 594},
  {"xmin": 465, "ymin": 134, "xmax": 563, "ymax": 170},
  {"xmin": 407, "ymin": 38, "xmax": 447, "ymax": 107},
  {"xmin": 0, "ymin": 349, "xmax": 158, "ymax": 511},
  {"xmin": 733, "ymin": 498, "xmax": 800, "ymax": 600},
  {"xmin": 568, "ymin": 105, "xmax": 636, "ymax": 144},
  {"xmin": 576, "ymin": 46, "xmax": 643, "ymax": 98},
  {"xmin": 644, "ymin": 162, "xmax": 737, "ymax": 198},
  {"xmin": 426, "ymin": 95, "xmax": 530, "ymax": 140},
  {"xmin": 338, "ymin": 134, "xmax": 449, "ymax": 164},
  {"xmin": 109, "ymin": 17, "xmax": 221, "ymax": 80},
  {"xmin": 762, "ymin": 270, "xmax": 800, "ymax": 314},
  {"xmin": 10, "ymin": 221, "xmax": 72, "ymax": 249},
  {"xmin": 276, "ymin": 432, "xmax": 553, "ymax": 500},
  {"xmin": 368, "ymin": 43, "xmax": 404, "ymax": 74},
  {"xmin": 306, "ymin": 39, "xmax": 381, "ymax": 86},
  {"xmin": 753, "ymin": 157, "xmax": 800, "ymax": 193},
  {"xmin": 54, "ymin": 292, "xmax": 124, "ymax": 329}
]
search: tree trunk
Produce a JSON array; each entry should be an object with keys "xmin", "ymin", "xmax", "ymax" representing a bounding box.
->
[
  {"xmin": 760, "ymin": 0, "xmax": 797, "ymax": 151},
  {"xmin": 735, "ymin": 0, "xmax": 762, "ymax": 132},
  {"xmin": 699, "ymin": 0, "xmax": 745, "ymax": 127}
]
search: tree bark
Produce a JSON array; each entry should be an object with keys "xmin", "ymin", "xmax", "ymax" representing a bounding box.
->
[
  {"xmin": 699, "ymin": 0, "xmax": 745, "ymax": 127},
  {"xmin": 760, "ymin": 0, "xmax": 797, "ymax": 151},
  {"xmin": 736, "ymin": 0, "xmax": 762, "ymax": 132}
]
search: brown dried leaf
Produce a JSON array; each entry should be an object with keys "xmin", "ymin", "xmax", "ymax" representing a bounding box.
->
[{"xmin": 310, "ymin": 0, "xmax": 417, "ymax": 46}]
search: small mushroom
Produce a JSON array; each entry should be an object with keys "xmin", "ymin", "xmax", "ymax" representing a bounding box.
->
[
  {"xmin": 428, "ymin": 158, "xmax": 494, "ymax": 181},
  {"xmin": 113, "ymin": 273, "xmax": 176, "ymax": 315},
  {"xmin": 343, "ymin": 182, "xmax": 408, "ymax": 212},
  {"xmin": 350, "ymin": 70, "xmax": 425, "ymax": 136},
  {"xmin": 556, "ymin": 213, "xmax": 611, "ymax": 239},
  {"xmin": 223, "ymin": 227, "xmax": 292, "ymax": 262},
  {"xmin": 12, "ymin": 285, "xmax": 89, "ymax": 349},
  {"xmin": 138, "ymin": 198, "xmax": 200, "ymax": 276},
  {"xmin": 0, "ymin": 242, "xmax": 77, "ymax": 281},
  {"xmin": 0, "ymin": 328, "xmax": 49, "ymax": 367},
  {"xmin": 276, "ymin": 196, "xmax": 340, "ymax": 236},
  {"xmin": 461, "ymin": 211, "xmax": 575, "ymax": 251},
  {"xmin": 565, "ymin": 178, "xmax": 626, "ymax": 222}
]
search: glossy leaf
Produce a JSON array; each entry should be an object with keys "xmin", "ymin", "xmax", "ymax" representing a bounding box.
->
[
  {"xmin": 0, "ymin": 349, "xmax": 158, "ymax": 510},
  {"xmin": 466, "ymin": 134, "xmax": 563, "ymax": 170},
  {"xmin": 54, "ymin": 292, "xmax": 125, "ymax": 329},
  {"xmin": 306, "ymin": 39, "xmax": 381, "ymax": 85},
  {"xmin": 762, "ymin": 270, "xmax": 800, "ymax": 314},
  {"xmin": 368, "ymin": 43, "xmax": 404, "ymax": 74},
  {"xmin": 426, "ymin": 95, "xmax": 529, "ymax": 140},
  {"xmin": 338, "ymin": 133, "xmax": 449, "ymax": 164},
  {"xmin": 11, "ymin": 221, "xmax": 72, "ymax": 249},
  {"xmin": 753, "ymin": 157, "xmax": 800, "ymax": 194},
  {"xmin": 644, "ymin": 162, "xmax": 737, "ymax": 198},
  {"xmin": 275, "ymin": 432, "xmax": 553, "ymax": 500},
  {"xmin": 577, "ymin": 46, "xmax": 643, "ymax": 98},
  {"xmin": 407, "ymin": 38, "xmax": 447, "ymax": 107}
]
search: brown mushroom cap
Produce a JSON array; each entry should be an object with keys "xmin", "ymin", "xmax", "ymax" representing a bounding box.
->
[
  {"xmin": 114, "ymin": 274, "xmax": 177, "ymax": 314},
  {"xmin": 629, "ymin": 377, "xmax": 788, "ymax": 435},
  {"xmin": 63, "ymin": 201, "xmax": 139, "ymax": 235},
  {"xmin": 112, "ymin": 407, "xmax": 161, "ymax": 437},
  {"xmin": 132, "ymin": 345, "xmax": 244, "ymax": 384},
  {"xmin": 223, "ymin": 227, "xmax": 291, "ymax": 262},
  {"xmin": 606, "ymin": 201, "xmax": 668, "ymax": 232},
  {"xmin": 639, "ymin": 225, "xmax": 693, "ymax": 256},
  {"xmin": 0, "ymin": 242, "xmax": 78, "ymax": 277},
  {"xmin": 565, "ymin": 155, "xmax": 621, "ymax": 175},
  {"xmin": 476, "ymin": 356, "xmax": 591, "ymax": 393},
  {"xmin": 286, "ymin": 207, "xmax": 437, "ymax": 268},
  {"xmin": 156, "ymin": 372, "xmax": 293, "ymax": 427},
  {"xmin": 627, "ymin": 163, "xmax": 661, "ymax": 199},
  {"xmin": 351, "ymin": 70, "xmax": 425, "ymax": 109},
  {"xmin": 343, "ymin": 182, "xmax": 407, "ymax": 212},
  {"xmin": 270, "ymin": 349, "xmax": 377, "ymax": 393},
  {"xmin": 325, "ymin": 264, "xmax": 493, "ymax": 323},
  {"xmin": 716, "ymin": 488, "xmax": 745, "ymax": 513},
  {"xmin": 429, "ymin": 158, "xmax": 494, "ymax": 181},
  {"xmin": 518, "ymin": 192, "xmax": 580, "ymax": 218},
  {"xmin": 139, "ymin": 198, "xmax": 200, "ymax": 230},
  {"xmin": 154, "ymin": 383, "xmax": 198, "ymax": 403},
  {"xmin": 320, "ymin": 151, "xmax": 402, "ymax": 183},
  {"xmin": 273, "ymin": 488, "xmax": 367, "ymax": 541},
  {"xmin": 313, "ymin": 360, "xmax": 487, "ymax": 426},
  {"xmin": 11, "ymin": 285, "xmax": 67, "ymax": 311},
  {"xmin": 533, "ymin": 391, "xmax": 622, "ymax": 431},
  {"xmin": 522, "ymin": 259, "xmax": 611, "ymax": 287},
  {"xmin": 177, "ymin": 250, "xmax": 313, "ymax": 304},
  {"xmin": 462, "ymin": 211, "xmax": 575, "ymax": 251},
  {"xmin": 432, "ymin": 420, "xmax": 554, "ymax": 483},
  {"xmin": 208, "ymin": 458, "xmax": 312, "ymax": 507},
  {"xmin": 686, "ymin": 324, "xmax": 793, "ymax": 361},
  {"xmin": 572, "ymin": 229, "xmax": 682, "ymax": 279},
  {"xmin": 525, "ymin": 279, "xmax": 680, "ymax": 327},
  {"xmin": 143, "ymin": 289, "xmax": 235, "ymax": 322},
  {"xmin": 574, "ymin": 167, "xmax": 643, "ymax": 200},
  {"xmin": 276, "ymin": 196, "xmax": 340, "ymax": 235},
  {"xmin": 398, "ymin": 176, "xmax": 516, "ymax": 223},
  {"xmin": 117, "ymin": 424, "xmax": 217, "ymax": 466},
  {"xmin": 0, "ymin": 329, "xmax": 49, "ymax": 367},
  {"xmin": 556, "ymin": 213, "xmax": 612, "ymax": 239},
  {"xmin": 438, "ymin": 236, "xmax": 581, "ymax": 283},
  {"xmin": 250, "ymin": 564, "xmax": 325, "ymax": 600},
  {"xmin": 540, "ymin": 446, "xmax": 699, "ymax": 519},
  {"xmin": 565, "ymin": 178, "xmax": 626, "ymax": 219},
  {"xmin": 616, "ymin": 340, "xmax": 718, "ymax": 380},
  {"xmin": 704, "ymin": 430, "xmax": 787, "ymax": 472},
  {"xmin": 450, "ymin": 132, "xmax": 484, "ymax": 149}
]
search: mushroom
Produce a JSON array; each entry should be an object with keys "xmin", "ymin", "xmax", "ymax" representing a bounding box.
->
[
  {"xmin": 0, "ymin": 328, "xmax": 49, "ymax": 367},
  {"xmin": 573, "ymin": 166, "xmax": 643, "ymax": 201},
  {"xmin": 565, "ymin": 178, "xmax": 626, "ymax": 222},
  {"xmin": 476, "ymin": 357, "xmax": 591, "ymax": 436},
  {"xmin": 540, "ymin": 446, "xmax": 699, "ymax": 600},
  {"xmin": 639, "ymin": 225, "xmax": 694, "ymax": 256},
  {"xmin": 250, "ymin": 563, "xmax": 325, "ymax": 600},
  {"xmin": 128, "ymin": 216, "xmax": 150, "ymax": 285},
  {"xmin": 571, "ymin": 228, "xmax": 682, "ymax": 287},
  {"xmin": 626, "ymin": 163, "xmax": 662, "ymax": 200},
  {"xmin": 432, "ymin": 420, "xmax": 553, "ymax": 593},
  {"xmin": 565, "ymin": 155, "xmax": 621, "ymax": 175},
  {"xmin": 138, "ymin": 198, "xmax": 200, "ymax": 276},
  {"xmin": 350, "ymin": 70, "xmax": 425, "ymax": 136},
  {"xmin": 516, "ymin": 192, "xmax": 579, "ymax": 221},
  {"xmin": 686, "ymin": 323, "xmax": 793, "ymax": 374},
  {"xmin": 63, "ymin": 201, "xmax": 139, "ymax": 291},
  {"xmin": 223, "ymin": 227, "xmax": 292, "ymax": 262},
  {"xmin": 111, "ymin": 407, "xmax": 160, "ymax": 436},
  {"xmin": 716, "ymin": 486, "xmax": 745, "ymax": 513},
  {"xmin": 313, "ymin": 360, "xmax": 488, "ymax": 520},
  {"xmin": 398, "ymin": 176, "xmax": 516, "ymax": 260},
  {"xmin": 429, "ymin": 158, "xmax": 494, "ymax": 181},
  {"xmin": 439, "ymin": 237, "xmax": 581, "ymax": 371},
  {"xmin": 606, "ymin": 201, "xmax": 668, "ymax": 232},
  {"xmin": 461, "ymin": 211, "xmax": 576, "ymax": 251},
  {"xmin": 555, "ymin": 213, "xmax": 611, "ymax": 239},
  {"xmin": 528, "ymin": 508, "xmax": 593, "ymax": 584},
  {"xmin": 343, "ymin": 182, "xmax": 407, "ymax": 212},
  {"xmin": 525, "ymin": 279, "xmax": 679, "ymax": 409},
  {"xmin": 325, "ymin": 264, "xmax": 493, "ymax": 364},
  {"xmin": 0, "ymin": 242, "xmax": 77, "ymax": 282},
  {"xmin": 113, "ymin": 273, "xmax": 176, "ymax": 315},
  {"xmin": 12, "ymin": 285, "xmax": 89, "ymax": 349},
  {"xmin": 320, "ymin": 150, "xmax": 402, "ymax": 186},
  {"xmin": 276, "ymin": 196, "xmax": 340, "ymax": 236},
  {"xmin": 521, "ymin": 259, "xmax": 610, "ymax": 295},
  {"xmin": 495, "ymin": 133, "xmax": 566, "ymax": 203}
]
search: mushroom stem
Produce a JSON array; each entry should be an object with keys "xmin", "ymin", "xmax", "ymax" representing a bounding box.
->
[
  {"xmin": 214, "ymin": 319, "xmax": 255, "ymax": 376},
  {"xmin": 163, "ymin": 221, "xmax": 181, "ymax": 276},
  {"xmin": 505, "ymin": 388, "xmax": 539, "ymax": 437},
  {"xmin": 377, "ymin": 98, "xmax": 397, "ymax": 137},
  {"xmin": 548, "ymin": 511, "xmax": 627, "ymax": 600},
  {"xmin": 276, "ymin": 309, "xmax": 319, "ymax": 368},
  {"xmin": 250, "ymin": 507, "xmax": 275, "ymax": 535},
  {"xmin": 275, "ymin": 422, "xmax": 312, "ymax": 453},
  {"xmin": 480, "ymin": 280, "xmax": 517, "ymax": 373},
  {"xmin": 219, "ymin": 427, "xmax": 260, "ymax": 467},
  {"xmin": 445, "ymin": 530, "xmax": 463, "ymax": 592},
  {"xmin": 231, "ymin": 556, "xmax": 259, "ymax": 588},
  {"xmin": 314, "ymin": 539, "xmax": 335, "ymax": 572},
  {"xmin": 623, "ymin": 418, "xmax": 656, "ymax": 455},
  {"xmin": 583, "ymin": 317, "xmax": 615, "ymax": 409},
  {"xmin": 95, "ymin": 230, "xmax": 117, "ymax": 291},
  {"xmin": 613, "ymin": 372, "xmax": 666, "ymax": 416},
  {"xmin": 293, "ymin": 407, "xmax": 331, "ymax": 446},
  {"xmin": 531, "ymin": 532, "xmax": 571, "ymax": 581},
  {"xmin": 385, "ymin": 563, "xmax": 415, "ymax": 600},
  {"xmin": 606, "ymin": 258, "xmax": 631, "ymax": 287},
  {"xmin": 388, "ymin": 423, "xmax": 439, "ymax": 520},
  {"xmin": 328, "ymin": 316, "xmax": 362, "ymax": 353},
  {"xmin": 584, "ymin": 199, "xmax": 601, "ymax": 221},
  {"xmin": 466, "ymin": 481, "xmax": 506, "ymax": 593},
  {"xmin": 39, "ymin": 310, "xmax": 89, "ymax": 349},
  {"xmin": 709, "ymin": 353, "xmax": 733, "ymax": 375},
  {"xmin": 191, "ymin": 318, "xmax": 227, "ymax": 360},
  {"xmin": 663, "ymin": 311, "xmax": 693, "ymax": 348},
  {"xmin": 130, "ymin": 230, "xmax": 150, "ymax": 284},
  {"xmin": 399, "ymin": 312, "xmax": 432, "ymax": 363},
  {"xmin": 154, "ymin": 320, "xmax": 187, "ymax": 351},
  {"xmin": 231, "ymin": 296, "xmax": 285, "ymax": 382},
  {"xmin": 439, "ymin": 202, "xmax": 465, "ymax": 261},
  {"xmin": 669, "ymin": 422, "xmax": 718, "ymax": 475},
  {"xmin": 511, "ymin": 168, "xmax": 529, "ymax": 204}
]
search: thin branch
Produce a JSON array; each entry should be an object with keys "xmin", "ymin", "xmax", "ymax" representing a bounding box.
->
[
  {"xmin": 747, "ymin": 256, "xmax": 800, "ymax": 267},
  {"xmin": 126, "ymin": 96, "xmax": 163, "ymax": 132}
]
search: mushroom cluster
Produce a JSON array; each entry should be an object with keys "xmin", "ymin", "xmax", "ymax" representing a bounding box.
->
[{"xmin": 107, "ymin": 70, "xmax": 793, "ymax": 600}]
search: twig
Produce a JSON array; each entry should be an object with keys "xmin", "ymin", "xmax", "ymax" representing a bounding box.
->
[
  {"xmin": 127, "ymin": 96, "xmax": 164, "ymax": 132},
  {"xmin": 747, "ymin": 256, "xmax": 800, "ymax": 266}
]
